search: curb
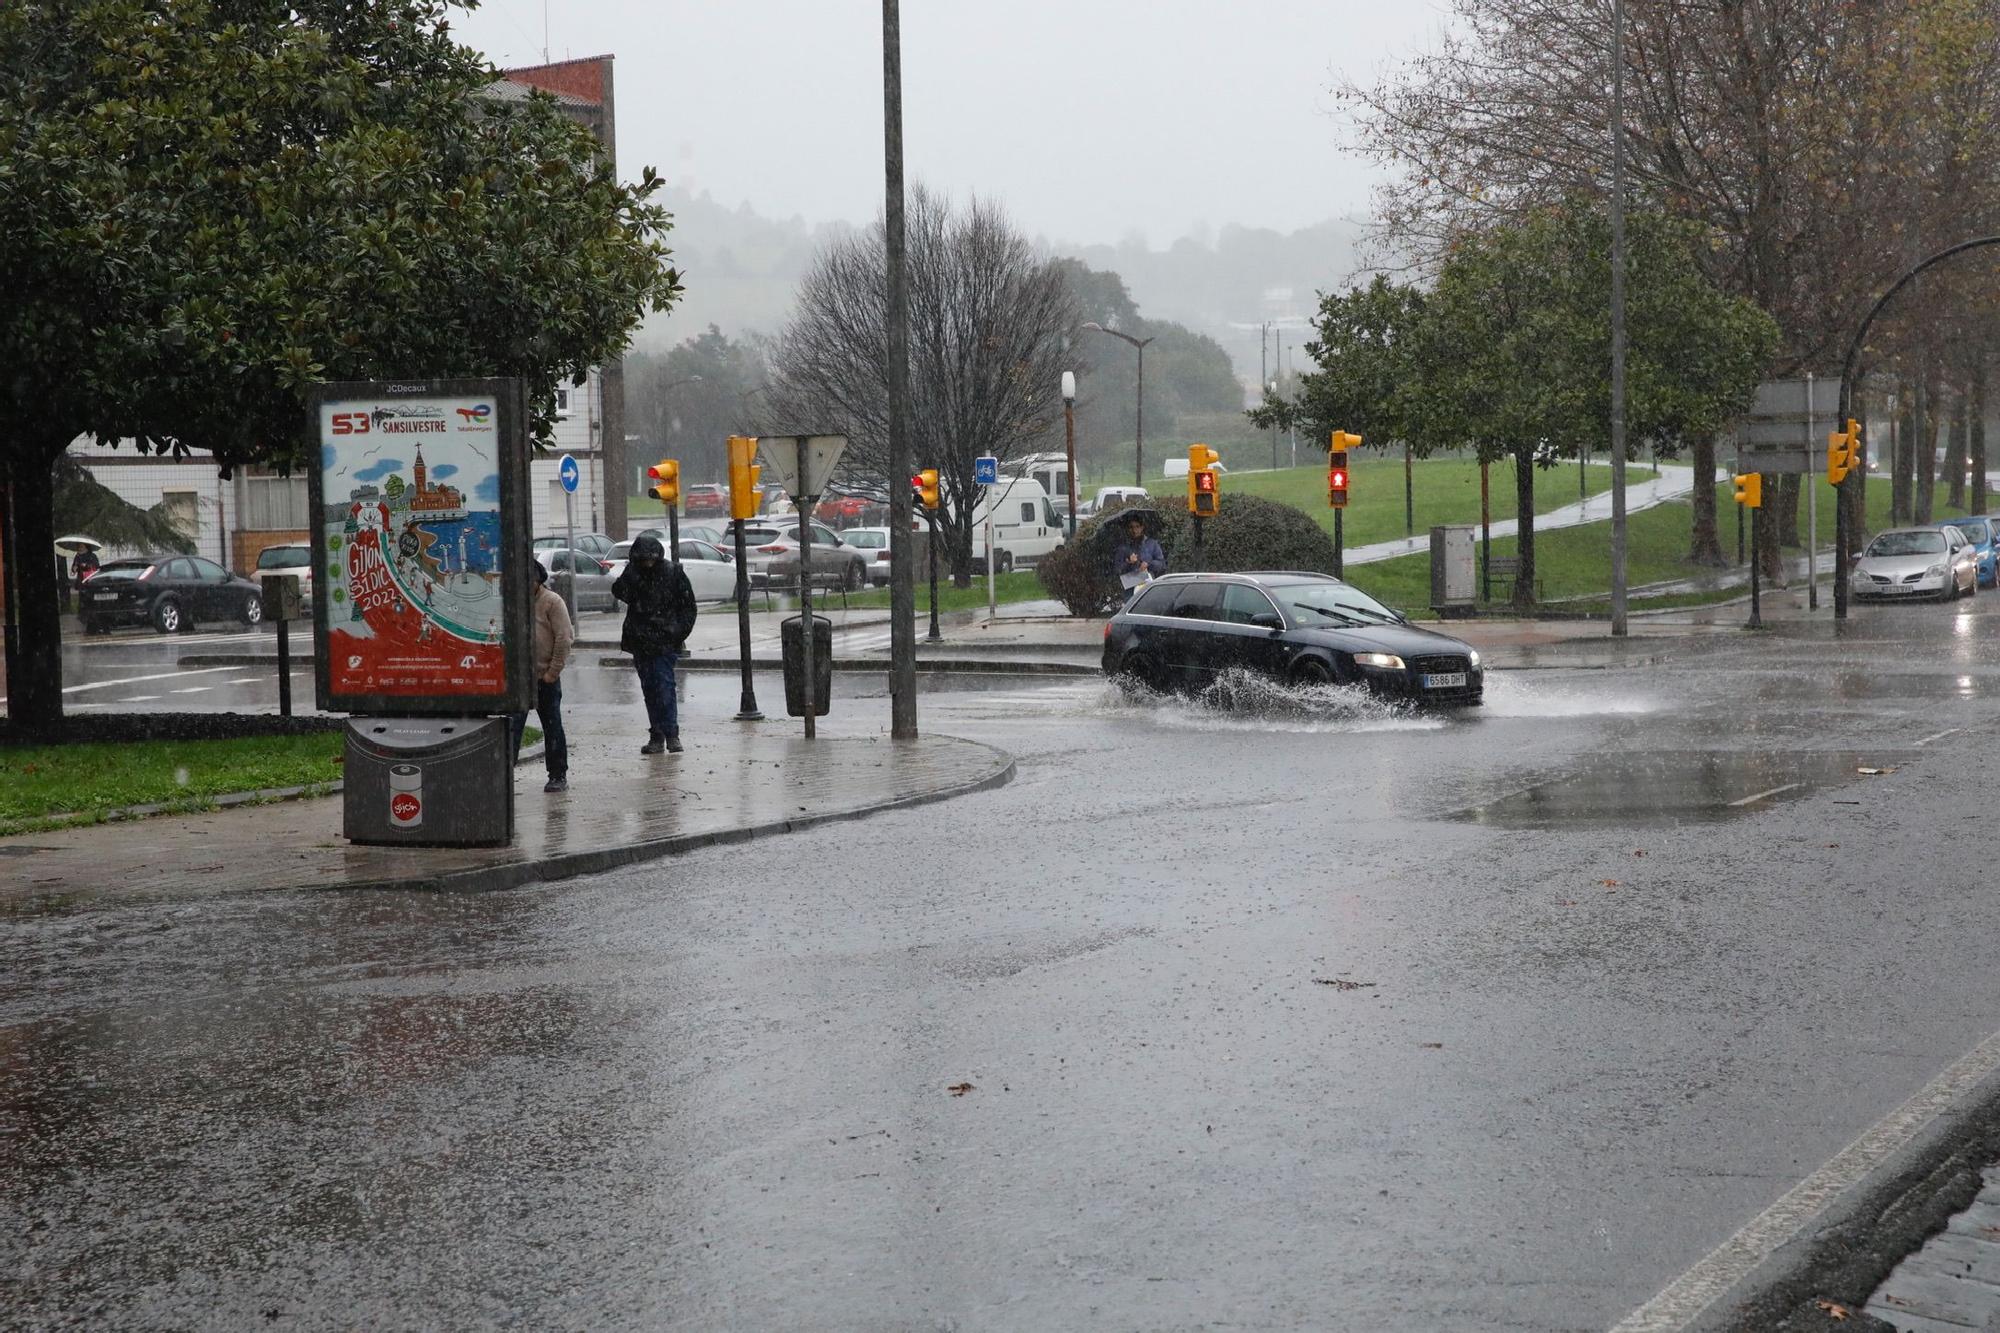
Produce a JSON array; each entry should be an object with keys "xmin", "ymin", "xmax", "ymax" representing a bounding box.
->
[
  {"xmin": 325, "ymin": 739, "xmax": 1017, "ymax": 895},
  {"xmin": 645, "ymin": 656, "xmax": 1098, "ymax": 677}
]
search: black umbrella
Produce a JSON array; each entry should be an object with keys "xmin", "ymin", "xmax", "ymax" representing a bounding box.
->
[{"xmin": 1095, "ymin": 507, "xmax": 1163, "ymax": 545}]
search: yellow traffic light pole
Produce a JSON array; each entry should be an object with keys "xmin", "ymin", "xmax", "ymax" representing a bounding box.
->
[
  {"xmin": 1186, "ymin": 445, "xmax": 1220, "ymax": 566},
  {"xmin": 1733, "ymin": 472, "xmax": 1764, "ymax": 627},
  {"xmin": 914, "ymin": 469, "xmax": 941, "ymax": 642},
  {"xmin": 726, "ymin": 437, "xmax": 763, "ymax": 721},
  {"xmin": 1329, "ymin": 431, "xmax": 1360, "ymax": 576}
]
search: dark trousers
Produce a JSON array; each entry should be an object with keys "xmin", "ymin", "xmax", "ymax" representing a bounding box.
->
[
  {"xmin": 509, "ymin": 679, "xmax": 567, "ymax": 777},
  {"xmin": 634, "ymin": 652, "xmax": 678, "ymax": 740}
]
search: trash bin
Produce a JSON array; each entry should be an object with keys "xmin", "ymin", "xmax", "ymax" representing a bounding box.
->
[
  {"xmin": 782, "ymin": 613, "xmax": 833, "ymax": 718},
  {"xmin": 1429, "ymin": 524, "xmax": 1477, "ymax": 616},
  {"xmin": 342, "ymin": 716, "xmax": 514, "ymax": 847}
]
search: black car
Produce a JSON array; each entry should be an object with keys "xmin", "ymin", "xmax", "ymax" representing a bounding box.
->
[
  {"xmin": 1102, "ymin": 571, "xmax": 1484, "ymax": 704},
  {"xmin": 80, "ymin": 555, "xmax": 265, "ymax": 635}
]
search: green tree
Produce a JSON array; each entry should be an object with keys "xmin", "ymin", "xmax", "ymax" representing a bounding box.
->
[
  {"xmin": 627, "ymin": 325, "xmax": 772, "ymax": 483},
  {"xmin": 1249, "ymin": 275, "xmax": 1425, "ymax": 449},
  {"xmin": 0, "ymin": 0, "xmax": 681, "ymax": 731},
  {"xmin": 1402, "ymin": 207, "xmax": 1776, "ymax": 606}
]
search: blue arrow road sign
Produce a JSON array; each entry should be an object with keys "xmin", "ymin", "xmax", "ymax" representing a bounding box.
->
[
  {"xmin": 558, "ymin": 454, "xmax": 580, "ymax": 493},
  {"xmin": 974, "ymin": 455, "xmax": 999, "ymax": 486}
]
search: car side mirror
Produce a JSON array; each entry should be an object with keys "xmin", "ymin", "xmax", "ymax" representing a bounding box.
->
[{"xmin": 1250, "ymin": 612, "xmax": 1283, "ymax": 630}]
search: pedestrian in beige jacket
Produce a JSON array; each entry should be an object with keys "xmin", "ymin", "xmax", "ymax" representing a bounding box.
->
[{"xmin": 510, "ymin": 559, "xmax": 574, "ymax": 792}]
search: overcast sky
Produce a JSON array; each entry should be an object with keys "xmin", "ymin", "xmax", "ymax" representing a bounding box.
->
[{"xmin": 451, "ymin": 0, "xmax": 1453, "ymax": 248}]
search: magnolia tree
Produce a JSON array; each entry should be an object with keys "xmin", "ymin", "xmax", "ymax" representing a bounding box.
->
[{"xmin": 0, "ymin": 0, "xmax": 682, "ymax": 732}]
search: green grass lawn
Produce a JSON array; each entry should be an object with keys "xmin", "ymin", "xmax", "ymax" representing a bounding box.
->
[
  {"xmin": 830, "ymin": 571, "xmax": 1046, "ymax": 613},
  {"xmin": 0, "ymin": 733, "xmax": 345, "ymax": 835},
  {"xmin": 1346, "ymin": 475, "xmax": 1990, "ymax": 614}
]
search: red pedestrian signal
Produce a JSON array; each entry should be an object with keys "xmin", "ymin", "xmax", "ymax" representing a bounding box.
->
[{"xmin": 1328, "ymin": 458, "xmax": 1350, "ymax": 509}]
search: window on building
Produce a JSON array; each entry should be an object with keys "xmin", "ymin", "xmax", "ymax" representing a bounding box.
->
[
  {"xmin": 554, "ymin": 385, "xmax": 574, "ymax": 418},
  {"xmin": 242, "ymin": 473, "xmax": 308, "ymax": 531}
]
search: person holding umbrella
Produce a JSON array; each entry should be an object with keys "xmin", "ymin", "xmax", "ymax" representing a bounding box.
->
[{"xmin": 1109, "ymin": 511, "xmax": 1167, "ymax": 602}]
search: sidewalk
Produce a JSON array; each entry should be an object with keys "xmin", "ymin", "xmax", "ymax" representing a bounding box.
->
[{"xmin": 0, "ymin": 714, "xmax": 1012, "ymax": 914}]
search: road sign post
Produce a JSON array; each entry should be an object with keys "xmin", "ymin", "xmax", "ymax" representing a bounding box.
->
[
  {"xmin": 976, "ymin": 454, "xmax": 998, "ymax": 621},
  {"xmin": 558, "ymin": 453, "xmax": 579, "ymax": 619}
]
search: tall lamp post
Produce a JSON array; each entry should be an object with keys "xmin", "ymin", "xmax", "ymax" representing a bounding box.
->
[
  {"xmin": 1082, "ymin": 322, "xmax": 1155, "ymax": 487},
  {"xmin": 1061, "ymin": 370, "xmax": 1078, "ymax": 538}
]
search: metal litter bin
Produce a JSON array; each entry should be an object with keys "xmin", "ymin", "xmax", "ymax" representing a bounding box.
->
[
  {"xmin": 781, "ymin": 613, "xmax": 832, "ymax": 718},
  {"xmin": 342, "ymin": 716, "xmax": 514, "ymax": 847}
]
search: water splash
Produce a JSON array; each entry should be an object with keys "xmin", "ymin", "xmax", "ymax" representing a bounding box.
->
[
  {"xmin": 1477, "ymin": 672, "xmax": 1659, "ymax": 719},
  {"xmin": 1107, "ymin": 668, "xmax": 1444, "ymax": 734}
]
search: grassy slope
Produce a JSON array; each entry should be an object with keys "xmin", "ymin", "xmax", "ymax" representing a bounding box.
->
[
  {"xmin": 1346, "ymin": 475, "xmax": 1989, "ymax": 613},
  {"xmin": 0, "ymin": 733, "xmax": 344, "ymax": 834}
]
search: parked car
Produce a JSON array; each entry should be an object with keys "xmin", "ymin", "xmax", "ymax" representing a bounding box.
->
[
  {"xmin": 731, "ymin": 518, "xmax": 873, "ymax": 589},
  {"xmin": 1850, "ymin": 526, "xmax": 1978, "ymax": 602},
  {"xmin": 534, "ymin": 548, "xmax": 617, "ymax": 612},
  {"xmin": 1080, "ymin": 486, "xmax": 1150, "ymax": 521},
  {"xmin": 1949, "ymin": 515, "xmax": 1999, "ymax": 587},
  {"xmin": 532, "ymin": 532, "xmax": 617, "ymax": 560},
  {"xmin": 1103, "ymin": 571, "xmax": 1484, "ymax": 705},
  {"xmin": 813, "ymin": 492, "xmax": 872, "ymax": 527},
  {"xmin": 634, "ymin": 523, "xmax": 727, "ymax": 549},
  {"xmin": 841, "ymin": 526, "xmax": 895, "ymax": 585},
  {"xmin": 252, "ymin": 542, "xmax": 315, "ymax": 602},
  {"xmin": 80, "ymin": 554, "xmax": 266, "ymax": 634},
  {"xmin": 683, "ymin": 484, "xmax": 729, "ymax": 517},
  {"xmin": 606, "ymin": 538, "xmax": 738, "ymax": 602}
]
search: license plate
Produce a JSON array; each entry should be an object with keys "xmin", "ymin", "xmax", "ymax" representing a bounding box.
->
[
  {"xmin": 1423, "ymin": 672, "xmax": 1468, "ymax": 689},
  {"xmin": 92, "ymin": 592, "xmax": 117, "ymax": 602}
]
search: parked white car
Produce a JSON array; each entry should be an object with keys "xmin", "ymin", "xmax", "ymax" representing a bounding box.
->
[
  {"xmin": 841, "ymin": 526, "xmax": 896, "ymax": 586},
  {"xmin": 1849, "ymin": 526, "xmax": 1978, "ymax": 602},
  {"xmin": 252, "ymin": 542, "xmax": 315, "ymax": 601}
]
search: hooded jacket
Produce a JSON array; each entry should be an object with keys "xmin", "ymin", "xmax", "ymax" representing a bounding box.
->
[{"xmin": 613, "ymin": 535, "xmax": 698, "ymax": 656}]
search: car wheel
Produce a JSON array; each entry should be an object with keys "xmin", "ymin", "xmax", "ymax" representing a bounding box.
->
[
  {"xmin": 80, "ymin": 616, "xmax": 104, "ymax": 636},
  {"xmin": 241, "ymin": 592, "xmax": 263, "ymax": 626},
  {"xmin": 1290, "ymin": 657, "xmax": 1337, "ymax": 688},
  {"xmin": 151, "ymin": 597, "xmax": 182, "ymax": 634},
  {"xmin": 843, "ymin": 560, "xmax": 862, "ymax": 591},
  {"xmin": 998, "ymin": 551, "xmax": 1016, "ymax": 575},
  {"xmin": 1116, "ymin": 650, "xmax": 1165, "ymax": 692}
]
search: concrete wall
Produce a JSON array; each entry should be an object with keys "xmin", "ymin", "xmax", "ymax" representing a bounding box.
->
[{"xmin": 67, "ymin": 443, "xmax": 238, "ymax": 566}]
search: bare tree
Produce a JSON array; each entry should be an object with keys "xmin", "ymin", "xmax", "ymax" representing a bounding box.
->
[
  {"xmin": 1343, "ymin": 0, "xmax": 2000, "ymax": 566},
  {"xmin": 769, "ymin": 186, "xmax": 1080, "ymax": 581}
]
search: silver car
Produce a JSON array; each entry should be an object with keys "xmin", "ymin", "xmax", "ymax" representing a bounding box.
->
[
  {"xmin": 536, "ymin": 547, "xmax": 617, "ymax": 612},
  {"xmin": 731, "ymin": 519, "xmax": 872, "ymax": 590},
  {"xmin": 1850, "ymin": 526, "xmax": 1978, "ymax": 602}
]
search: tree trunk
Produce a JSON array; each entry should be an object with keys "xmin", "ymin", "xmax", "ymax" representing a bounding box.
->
[
  {"xmin": 2, "ymin": 443, "xmax": 64, "ymax": 735},
  {"xmin": 1914, "ymin": 374, "xmax": 1936, "ymax": 525},
  {"xmin": 1774, "ymin": 473, "xmax": 1801, "ymax": 549},
  {"xmin": 1975, "ymin": 362, "xmax": 1989, "ymax": 516},
  {"xmin": 1688, "ymin": 434, "xmax": 1724, "ymax": 565},
  {"xmin": 1512, "ymin": 443, "xmax": 1536, "ymax": 610},
  {"xmin": 1948, "ymin": 382, "xmax": 1968, "ymax": 511},
  {"xmin": 1893, "ymin": 380, "xmax": 1914, "ymax": 525}
]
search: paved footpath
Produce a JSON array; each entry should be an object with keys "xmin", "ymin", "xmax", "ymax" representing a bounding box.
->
[{"xmin": 0, "ymin": 713, "xmax": 1011, "ymax": 915}]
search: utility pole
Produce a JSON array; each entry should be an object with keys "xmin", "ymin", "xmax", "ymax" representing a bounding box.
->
[
  {"xmin": 1082, "ymin": 323, "xmax": 1154, "ymax": 487},
  {"xmin": 881, "ymin": 0, "xmax": 917, "ymax": 739},
  {"xmin": 1607, "ymin": 0, "xmax": 1630, "ymax": 636}
]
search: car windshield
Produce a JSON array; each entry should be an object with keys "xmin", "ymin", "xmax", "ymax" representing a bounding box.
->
[
  {"xmin": 1270, "ymin": 581, "xmax": 1400, "ymax": 626},
  {"xmin": 1868, "ymin": 532, "xmax": 1946, "ymax": 557},
  {"xmin": 256, "ymin": 546, "xmax": 308, "ymax": 569},
  {"xmin": 846, "ymin": 531, "xmax": 887, "ymax": 548},
  {"xmin": 91, "ymin": 563, "xmax": 149, "ymax": 581},
  {"xmin": 1954, "ymin": 520, "xmax": 1990, "ymax": 542},
  {"xmin": 611, "ymin": 542, "xmax": 634, "ymax": 560}
]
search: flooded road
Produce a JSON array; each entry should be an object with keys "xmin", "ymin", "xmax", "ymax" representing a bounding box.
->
[{"xmin": 9, "ymin": 597, "xmax": 2000, "ymax": 1329}]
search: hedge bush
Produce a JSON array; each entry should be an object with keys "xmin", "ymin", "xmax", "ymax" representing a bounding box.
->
[{"xmin": 1037, "ymin": 494, "xmax": 1341, "ymax": 616}]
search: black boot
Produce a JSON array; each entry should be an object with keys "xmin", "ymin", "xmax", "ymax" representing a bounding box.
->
[{"xmin": 665, "ymin": 731, "xmax": 683, "ymax": 753}]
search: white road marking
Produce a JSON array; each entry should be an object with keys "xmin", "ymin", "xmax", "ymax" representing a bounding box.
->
[
  {"xmin": 119, "ymin": 695, "xmax": 161, "ymax": 703},
  {"xmin": 0, "ymin": 665, "xmax": 241, "ymax": 705},
  {"xmin": 170, "ymin": 687, "xmax": 212, "ymax": 695},
  {"xmin": 1915, "ymin": 727, "xmax": 1963, "ymax": 747},
  {"xmin": 1726, "ymin": 783, "xmax": 1802, "ymax": 808},
  {"xmin": 1610, "ymin": 1028, "xmax": 2000, "ymax": 1332}
]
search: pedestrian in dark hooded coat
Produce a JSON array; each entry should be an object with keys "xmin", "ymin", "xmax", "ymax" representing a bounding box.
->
[{"xmin": 612, "ymin": 534, "xmax": 697, "ymax": 754}]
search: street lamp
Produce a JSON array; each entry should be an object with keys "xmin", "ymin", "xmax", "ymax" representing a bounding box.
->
[
  {"xmin": 1060, "ymin": 370, "xmax": 1078, "ymax": 538},
  {"xmin": 1082, "ymin": 321, "xmax": 1156, "ymax": 487}
]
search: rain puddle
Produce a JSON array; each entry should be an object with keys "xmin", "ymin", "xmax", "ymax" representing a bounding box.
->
[{"xmin": 1451, "ymin": 748, "xmax": 1917, "ymax": 828}]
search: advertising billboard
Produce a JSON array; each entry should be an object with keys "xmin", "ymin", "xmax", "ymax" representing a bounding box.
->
[{"xmin": 307, "ymin": 379, "xmax": 532, "ymax": 716}]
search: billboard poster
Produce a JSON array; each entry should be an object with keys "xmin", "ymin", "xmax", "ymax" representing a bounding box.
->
[{"xmin": 307, "ymin": 378, "xmax": 531, "ymax": 716}]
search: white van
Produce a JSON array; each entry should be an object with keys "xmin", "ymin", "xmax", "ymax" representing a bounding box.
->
[
  {"xmin": 1008, "ymin": 452, "xmax": 1074, "ymax": 515},
  {"xmin": 1084, "ymin": 485, "xmax": 1150, "ymax": 519},
  {"xmin": 963, "ymin": 475, "xmax": 1067, "ymax": 572}
]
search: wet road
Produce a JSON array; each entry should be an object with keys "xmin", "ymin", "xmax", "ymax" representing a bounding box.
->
[{"xmin": 8, "ymin": 599, "xmax": 2000, "ymax": 1329}]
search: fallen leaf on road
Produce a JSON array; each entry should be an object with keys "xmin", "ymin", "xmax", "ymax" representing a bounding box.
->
[
  {"xmin": 1633, "ymin": 849, "xmax": 1646, "ymax": 857},
  {"xmin": 1312, "ymin": 978, "xmax": 1376, "ymax": 990},
  {"xmin": 1418, "ymin": 1042, "xmax": 1444, "ymax": 1050},
  {"xmin": 946, "ymin": 1082, "xmax": 974, "ymax": 1097},
  {"xmin": 1599, "ymin": 879, "xmax": 1621, "ymax": 887},
  {"xmin": 1556, "ymin": 899, "xmax": 1578, "ymax": 906},
  {"xmin": 1813, "ymin": 1298, "xmax": 1850, "ymax": 1320},
  {"xmin": 1857, "ymin": 766, "xmax": 1895, "ymax": 776}
]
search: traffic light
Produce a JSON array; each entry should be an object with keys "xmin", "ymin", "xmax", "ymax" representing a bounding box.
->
[
  {"xmin": 726, "ymin": 436, "xmax": 762, "ymax": 520},
  {"xmin": 1186, "ymin": 444, "xmax": 1220, "ymax": 517},
  {"xmin": 1328, "ymin": 430, "xmax": 1360, "ymax": 509},
  {"xmin": 648, "ymin": 458, "xmax": 681, "ymax": 508},
  {"xmin": 1733, "ymin": 473, "xmax": 1763, "ymax": 508},
  {"xmin": 1827, "ymin": 418, "xmax": 1862, "ymax": 485},
  {"xmin": 913, "ymin": 468, "xmax": 940, "ymax": 511}
]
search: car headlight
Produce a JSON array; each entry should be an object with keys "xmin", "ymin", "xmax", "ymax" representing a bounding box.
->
[
  {"xmin": 1929, "ymin": 564, "xmax": 1947, "ymax": 577},
  {"xmin": 1353, "ymin": 652, "xmax": 1405, "ymax": 670},
  {"xmin": 1467, "ymin": 649, "xmax": 1482, "ymax": 669}
]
